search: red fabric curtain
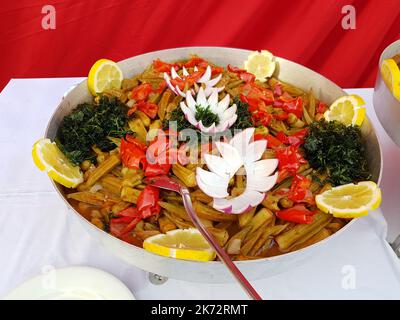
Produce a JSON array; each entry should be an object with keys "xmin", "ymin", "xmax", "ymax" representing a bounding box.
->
[{"xmin": 0, "ymin": 0, "xmax": 399, "ymax": 91}]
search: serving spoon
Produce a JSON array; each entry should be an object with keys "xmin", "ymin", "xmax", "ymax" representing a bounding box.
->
[{"xmin": 144, "ymin": 175, "xmax": 262, "ymax": 300}]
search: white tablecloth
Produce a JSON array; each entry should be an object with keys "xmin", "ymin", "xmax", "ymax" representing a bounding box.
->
[{"xmin": 1, "ymin": 78, "xmax": 400, "ymax": 299}]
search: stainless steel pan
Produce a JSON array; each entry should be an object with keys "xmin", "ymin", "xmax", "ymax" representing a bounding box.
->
[{"xmin": 45, "ymin": 47, "xmax": 382, "ymax": 283}]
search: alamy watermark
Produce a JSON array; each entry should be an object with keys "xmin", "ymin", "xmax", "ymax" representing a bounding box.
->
[
  {"xmin": 341, "ymin": 5, "xmax": 356, "ymax": 30},
  {"xmin": 41, "ymin": 5, "xmax": 56, "ymax": 30}
]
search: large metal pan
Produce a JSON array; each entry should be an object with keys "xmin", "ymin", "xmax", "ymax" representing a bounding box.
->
[{"xmin": 45, "ymin": 47, "xmax": 382, "ymax": 283}]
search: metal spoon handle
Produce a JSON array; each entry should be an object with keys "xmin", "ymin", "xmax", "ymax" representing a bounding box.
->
[{"xmin": 181, "ymin": 189, "xmax": 262, "ymax": 300}]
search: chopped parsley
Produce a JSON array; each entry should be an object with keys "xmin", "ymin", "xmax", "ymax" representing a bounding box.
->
[
  {"xmin": 303, "ymin": 119, "xmax": 371, "ymax": 186},
  {"xmin": 195, "ymin": 105, "xmax": 220, "ymax": 127},
  {"xmin": 56, "ymin": 96, "xmax": 130, "ymax": 165}
]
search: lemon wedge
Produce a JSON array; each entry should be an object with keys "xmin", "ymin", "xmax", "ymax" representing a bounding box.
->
[
  {"xmin": 315, "ymin": 181, "xmax": 381, "ymax": 218},
  {"xmin": 381, "ymin": 58, "xmax": 400, "ymax": 100},
  {"xmin": 32, "ymin": 138, "xmax": 83, "ymax": 188},
  {"xmin": 143, "ymin": 228, "xmax": 216, "ymax": 262},
  {"xmin": 244, "ymin": 50, "xmax": 276, "ymax": 82},
  {"xmin": 324, "ymin": 94, "xmax": 366, "ymax": 126},
  {"xmin": 87, "ymin": 59, "xmax": 123, "ymax": 96}
]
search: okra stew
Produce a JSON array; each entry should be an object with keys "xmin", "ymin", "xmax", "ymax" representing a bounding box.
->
[{"xmin": 58, "ymin": 55, "xmax": 370, "ymax": 260}]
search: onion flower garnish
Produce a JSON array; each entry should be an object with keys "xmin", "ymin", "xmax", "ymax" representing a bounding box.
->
[
  {"xmin": 164, "ymin": 65, "xmax": 224, "ymax": 97},
  {"xmin": 180, "ymin": 87, "xmax": 237, "ymax": 133},
  {"xmin": 196, "ymin": 128, "xmax": 278, "ymax": 214}
]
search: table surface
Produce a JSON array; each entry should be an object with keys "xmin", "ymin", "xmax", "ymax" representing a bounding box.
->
[{"xmin": 1, "ymin": 78, "xmax": 400, "ymax": 299}]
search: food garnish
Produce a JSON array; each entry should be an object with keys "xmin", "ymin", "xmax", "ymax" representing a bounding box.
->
[
  {"xmin": 56, "ymin": 96, "xmax": 129, "ymax": 165},
  {"xmin": 323, "ymin": 94, "xmax": 366, "ymax": 126},
  {"xmin": 33, "ymin": 52, "xmax": 379, "ymax": 260},
  {"xmin": 380, "ymin": 58, "xmax": 400, "ymax": 100},
  {"xmin": 196, "ymin": 128, "xmax": 278, "ymax": 214},
  {"xmin": 164, "ymin": 64, "xmax": 223, "ymax": 97},
  {"xmin": 143, "ymin": 228, "xmax": 216, "ymax": 261},
  {"xmin": 244, "ymin": 50, "xmax": 276, "ymax": 82},
  {"xmin": 316, "ymin": 181, "xmax": 381, "ymax": 218},
  {"xmin": 180, "ymin": 87, "xmax": 237, "ymax": 133},
  {"xmin": 32, "ymin": 138, "xmax": 83, "ymax": 188},
  {"xmin": 88, "ymin": 59, "xmax": 123, "ymax": 96},
  {"xmin": 303, "ymin": 119, "xmax": 370, "ymax": 186}
]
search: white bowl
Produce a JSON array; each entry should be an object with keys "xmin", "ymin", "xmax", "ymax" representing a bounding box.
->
[{"xmin": 45, "ymin": 47, "xmax": 382, "ymax": 283}]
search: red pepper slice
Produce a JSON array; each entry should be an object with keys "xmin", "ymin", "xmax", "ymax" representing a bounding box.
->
[
  {"xmin": 120, "ymin": 136, "xmax": 147, "ymax": 170},
  {"xmin": 316, "ymin": 101, "xmax": 328, "ymax": 114},
  {"xmin": 153, "ymin": 59, "xmax": 178, "ymax": 73},
  {"xmin": 210, "ymin": 65, "xmax": 224, "ymax": 75},
  {"xmin": 251, "ymin": 109, "xmax": 272, "ymax": 126},
  {"xmin": 276, "ymin": 128, "xmax": 308, "ymax": 147},
  {"xmin": 227, "ymin": 64, "xmax": 255, "ymax": 83},
  {"xmin": 265, "ymin": 134, "xmax": 283, "ymax": 148},
  {"xmin": 125, "ymin": 135, "xmax": 146, "ymax": 150},
  {"xmin": 135, "ymin": 101, "xmax": 158, "ymax": 119},
  {"xmin": 241, "ymin": 83, "xmax": 274, "ymax": 106},
  {"xmin": 273, "ymin": 83, "xmax": 283, "ymax": 96},
  {"xmin": 227, "ymin": 64, "xmax": 246, "ymax": 73},
  {"xmin": 136, "ymin": 185, "xmax": 161, "ymax": 219},
  {"xmin": 276, "ymin": 204, "xmax": 315, "ymax": 224},
  {"xmin": 273, "ymin": 112, "xmax": 289, "ymax": 121},
  {"xmin": 145, "ymin": 162, "xmax": 171, "ymax": 177},
  {"xmin": 275, "ymin": 145, "xmax": 307, "ymax": 176},
  {"xmin": 117, "ymin": 206, "xmax": 140, "ymax": 218},
  {"xmin": 131, "ymin": 83, "xmax": 152, "ymax": 101},
  {"xmin": 274, "ymin": 94, "xmax": 303, "ymax": 119},
  {"xmin": 287, "ymin": 174, "xmax": 314, "ymax": 204},
  {"xmin": 239, "ymin": 72, "xmax": 256, "ymax": 83},
  {"xmin": 183, "ymin": 57, "xmax": 206, "ymax": 68},
  {"xmin": 110, "ymin": 207, "xmax": 141, "ymax": 237}
]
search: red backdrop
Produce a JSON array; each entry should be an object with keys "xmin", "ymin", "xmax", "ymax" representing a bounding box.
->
[{"xmin": 0, "ymin": 0, "xmax": 399, "ymax": 91}]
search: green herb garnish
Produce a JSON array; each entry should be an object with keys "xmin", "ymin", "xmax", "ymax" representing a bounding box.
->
[
  {"xmin": 195, "ymin": 105, "xmax": 220, "ymax": 127},
  {"xmin": 56, "ymin": 96, "xmax": 130, "ymax": 165},
  {"xmin": 231, "ymin": 97, "xmax": 253, "ymax": 130},
  {"xmin": 163, "ymin": 107, "xmax": 195, "ymax": 132},
  {"xmin": 303, "ymin": 119, "xmax": 371, "ymax": 186}
]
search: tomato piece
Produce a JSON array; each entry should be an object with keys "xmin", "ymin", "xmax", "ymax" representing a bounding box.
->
[
  {"xmin": 136, "ymin": 186, "xmax": 161, "ymax": 219},
  {"xmin": 264, "ymin": 134, "xmax": 283, "ymax": 148},
  {"xmin": 110, "ymin": 207, "xmax": 141, "ymax": 237},
  {"xmin": 227, "ymin": 65, "xmax": 255, "ymax": 83},
  {"xmin": 145, "ymin": 162, "xmax": 171, "ymax": 177},
  {"xmin": 136, "ymin": 101, "xmax": 158, "ymax": 119},
  {"xmin": 183, "ymin": 57, "xmax": 206, "ymax": 68},
  {"xmin": 120, "ymin": 137, "xmax": 147, "ymax": 170},
  {"xmin": 276, "ymin": 128, "xmax": 308, "ymax": 147},
  {"xmin": 116, "ymin": 206, "xmax": 140, "ymax": 218},
  {"xmin": 287, "ymin": 174, "xmax": 314, "ymax": 204},
  {"xmin": 275, "ymin": 145, "xmax": 307, "ymax": 176},
  {"xmin": 153, "ymin": 59, "xmax": 177, "ymax": 73},
  {"xmin": 276, "ymin": 204, "xmax": 315, "ymax": 224},
  {"xmin": 273, "ymin": 112, "xmax": 289, "ymax": 121},
  {"xmin": 125, "ymin": 135, "xmax": 146, "ymax": 150},
  {"xmin": 316, "ymin": 101, "xmax": 328, "ymax": 113},
  {"xmin": 273, "ymin": 83, "xmax": 283, "ymax": 96},
  {"xmin": 274, "ymin": 95, "xmax": 303, "ymax": 119},
  {"xmin": 131, "ymin": 83, "xmax": 152, "ymax": 101},
  {"xmin": 241, "ymin": 83, "xmax": 274, "ymax": 105}
]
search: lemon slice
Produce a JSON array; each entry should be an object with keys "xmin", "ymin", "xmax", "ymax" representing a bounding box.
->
[
  {"xmin": 32, "ymin": 138, "xmax": 84, "ymax": 188},
  {"xmin": 324, "ymin": 94, "xmax": 366, "ymax": 126},
  {"xmin": 381, "ymin": 58, "xmax": 400, "ymax": 100},
  {"xmin": 244, "ymin": 50, "xmax": 276, "ymax": 82},
  {"xmin": 315, "ymin": 181, "xmax": 381, "ymax": 218},
  {"xmin": 87, "ymin": 59, "xmax": 123, "ymax": 96},
  {"xmin": 143, "ymin": 228, "xmax": 216, "ymax": 262}
]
